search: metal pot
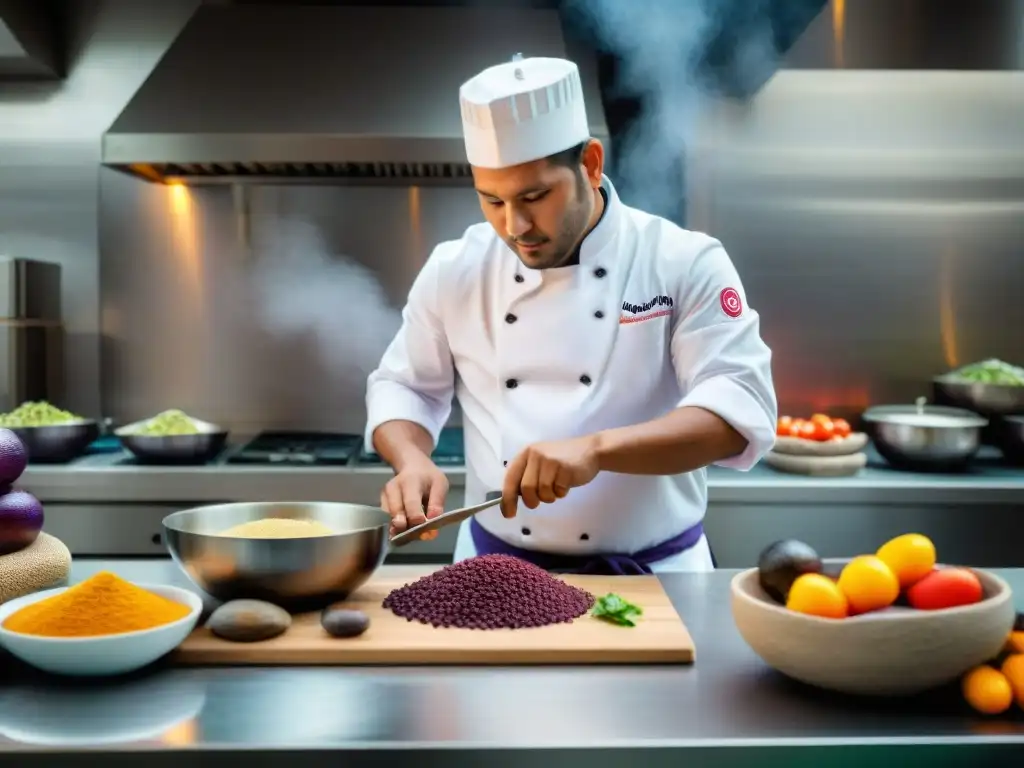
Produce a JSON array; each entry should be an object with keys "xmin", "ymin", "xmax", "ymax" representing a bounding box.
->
[
  {"xmin": 115, "ymin": 416, "xmax": 228, "ymax": 465},
  {"xmin": 11, "ymin": 420, "xmax": 101, "ymax": 464},
  {"xmin": 932, "ymin": 375, "xmax": 1024, "ymax": 417},
  {"xmin": 861, "ymin": 399, "xmax": 988, "ymax": 472}
]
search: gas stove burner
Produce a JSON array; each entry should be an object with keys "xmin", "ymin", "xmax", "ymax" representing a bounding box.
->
[
  {"xmin": 228, "ymin": 431, "xmax": 362, "ymax": 466},
  {"xmin": 267, "ymin": 451, "xmax": 316, "ymax": 464}
]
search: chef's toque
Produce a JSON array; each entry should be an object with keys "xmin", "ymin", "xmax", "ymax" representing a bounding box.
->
[{"xmin": 459, "ymin": 55, "xmax": 591, "ymax": 169}]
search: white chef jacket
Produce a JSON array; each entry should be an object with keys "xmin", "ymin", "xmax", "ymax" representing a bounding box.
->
[{"xmin": 365, "ymin": 176, "xmax": 777, "ymax": 572}]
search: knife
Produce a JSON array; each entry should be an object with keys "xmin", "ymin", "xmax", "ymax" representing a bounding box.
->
[{"xmin": 389, "ymin": 491, "xmax": 502, "ymax": 547}]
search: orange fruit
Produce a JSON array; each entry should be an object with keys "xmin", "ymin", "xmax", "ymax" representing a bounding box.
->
[
  {"xmin": 876, "ymin": 533, "xmax": 937, "ymax": 588},
  {"xmin": 836, "ymin": 555, "xmax": 900, "ymax": 614},
  {"xmin": 1000, "ymin": 654, "xmax": 1024, "ymax": 708},
  {"xmin": 786, "ymin": 573, "xmax": 848, "ymax": 619},
  {"xmin": 1004, "ymin": 631, "xmax": 1024, "ymax": 655},
  {"xmin": 962, "ymin": 665, "xmax": 1013, "ymax": 715}
]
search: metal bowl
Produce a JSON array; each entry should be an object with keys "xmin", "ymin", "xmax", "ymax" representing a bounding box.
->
[
  {"xmin": 997, "ymin": 416, "xmax": 1024, "ymax": 465},
  {"xmin": 862, "ymin": 403, "xmax": 988, "ymax": 472},
  {"xmin": 115, "ymin": 417, "xmax": 228, "ymax": 465},
  {"xmin": 10, "ymin": 420, "xmax": 101, "ymax": 464},
  {"xmin": 932, "ymin": 376, "xmax": 1024, "ymax": 417},
  {"xmin": 162, "ymin": 501, "xmax": 391, "ymax": 611}
]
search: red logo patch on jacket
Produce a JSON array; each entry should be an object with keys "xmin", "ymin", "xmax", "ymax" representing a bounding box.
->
[{"xmin": 720, "ymin": 287, "xmax": 743, "ymax": 318}]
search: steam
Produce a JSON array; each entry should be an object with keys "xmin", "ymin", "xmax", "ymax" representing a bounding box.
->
[
  {"xmin": 245, "ymin": 219, "xmax": 401, "ymax": 389},
  {"xmin": 565, "ymin": 0, "xmax": 779, "ymax": 220}
]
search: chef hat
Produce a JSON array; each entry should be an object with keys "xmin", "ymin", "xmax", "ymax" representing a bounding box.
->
[{"xmin": 459, "ymin": 55, "xmax": 591, "ymax": 169}]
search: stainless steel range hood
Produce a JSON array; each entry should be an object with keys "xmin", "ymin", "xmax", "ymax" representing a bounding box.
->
[
  {"xmin": 0, "ymin": 0, "xmax": 62, "ymax": 79},
  {"xmin": 686, "ymin": 0, "xmax": 1022, "ymax": 101},
  {"xmin": 782, "ymin": 0, "xmax": 1024, "ymax": 72},
  {"xmin": 101, "ymin": 4, "xmax": 609, "ymax": 185}
]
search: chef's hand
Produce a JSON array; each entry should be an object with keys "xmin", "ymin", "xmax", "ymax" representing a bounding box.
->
[
  {"xmin": 381, "ymin": 457, "xmax": 449, "ymax": 540},
  {"xmin": 501, "ymin": 435, "xmax": 601, "ymax": 519}
]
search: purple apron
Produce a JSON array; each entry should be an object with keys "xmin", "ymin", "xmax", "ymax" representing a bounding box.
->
[{"xmin": 469, "ymin": 517, "xmax": 705, "ymax": 575}]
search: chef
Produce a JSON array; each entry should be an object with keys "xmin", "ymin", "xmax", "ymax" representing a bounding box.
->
[{"xmin": 364, "ymin": 55, "xmax": 777, "ymax": 573}]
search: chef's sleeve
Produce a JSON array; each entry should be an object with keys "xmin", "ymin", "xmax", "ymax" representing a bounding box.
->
[
  {"xmin": 670, "ymin": 241, "xmax": 777, "ymax": 470},
  {"xmin": 364, "ymin": 244, "xmax": 456, "ymax": 451}
]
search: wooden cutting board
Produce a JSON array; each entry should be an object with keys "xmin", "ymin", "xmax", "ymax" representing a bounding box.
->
[{"xmin": 173, "ymin": 574, "xmax": 695, "ymax": 665}]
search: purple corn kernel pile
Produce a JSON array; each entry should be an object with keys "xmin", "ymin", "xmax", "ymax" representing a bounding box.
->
[{"xmin": 382, "ymin": 554, "xmax": 595, "ymax": 630}]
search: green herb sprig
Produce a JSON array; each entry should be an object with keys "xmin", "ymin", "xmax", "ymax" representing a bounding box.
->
[{"xmin": 591, "ymin": 593, "xmax": 643, "ymax": 627}]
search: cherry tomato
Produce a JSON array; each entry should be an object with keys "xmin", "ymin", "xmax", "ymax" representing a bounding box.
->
[
  {"xmin": 906, "ymin": 568, "xmax": 983, "ymax": 611},
  {"xmin": 963, "ymin": 665, "xmax": 1013, "ymax": 715},
  {"xmin": 811, "ymin": 413, "xmax": 832, "ymax": 424},
  {"xmin": 787, "ymin": 573, "xmax": 848, "ymax": 619},
  {"xmin": 811, "ymin": 418, "xmax": 835, "ymax": 441},
  {"xmin": 797, "ymin": 421, "xmax": 817, "ymax": 440},
  {"xmin": 831, "ymin": 418, "xmax": 851, "ymax": 437},
  {"xmin": 776, "ymin": 416, "xmax": 794, "ymax": 437},
  {"xmin": 876, "ymin": 533, "xmax": 936, "ymax": 588},
  {"xmin": 1000, "ymin": 654, "xmax": 1024, "ymax": 709}
]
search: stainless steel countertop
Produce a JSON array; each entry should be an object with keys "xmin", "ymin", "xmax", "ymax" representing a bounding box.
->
[
  {"xmin": 0, "ymin": 560, "xmax": 1022, "ymax": 767},
  {"xmin": 19, "ymin": 447, "xmax": 1024, "ymax": 505}
]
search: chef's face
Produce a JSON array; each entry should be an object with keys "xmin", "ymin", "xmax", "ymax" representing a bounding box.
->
[{"xmin": 472, "ymin": 140, "xmax": 604, "ymax": 270}]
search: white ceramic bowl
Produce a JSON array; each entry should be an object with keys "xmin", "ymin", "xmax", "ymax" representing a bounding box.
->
[
  {"xmin": 0, "ymin": 583, "xmax": 202, "ymax": 677},
  {"xmin": 731, "ymin": 562, "xmax": 1016, "ymax": 696}
]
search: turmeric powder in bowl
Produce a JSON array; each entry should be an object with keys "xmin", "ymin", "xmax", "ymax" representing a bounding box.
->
[{"xmin": 2, "ymin": 571, "xmax": 192, "ymax": 638}]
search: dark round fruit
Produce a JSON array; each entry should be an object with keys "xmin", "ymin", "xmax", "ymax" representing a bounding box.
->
[
  {"xmin": 757, "ymin": 539, "xmax": 823, "ymax": 604},
  {"xmin": 0, "ymin": 429, "xmax": 28, "ymax": 486},
  {"xmin": 321, "ymin": 607, "xmax": 370, "ymax": 638},
  {"xmin": 0, "ymin": 489, "xmax": 44, "ymax": 556}
]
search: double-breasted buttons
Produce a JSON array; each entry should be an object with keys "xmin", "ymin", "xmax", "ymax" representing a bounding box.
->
[
  {"xmin": 580, "ymin": 533, "xmax": 590, "ymax": 541},
  {"xmin": 579, "ymin": 374, "xmax": 592, "ymax": 386},
  {"xmin": 514, "ymin": 274, "xmax": 524, "ymax": 283},
  {"xmin": 521, "ymin": 527, "xmax": 531, "ymax": 536},
  {"xmin": 505, "ymin": 313, "xmax": 517, "ymax": 324},
  {"xmin": 505, "ymin": 378, "xmax": 518, "ymax": 389},
  {"xmin": 594, "ymin": 310, "xmax": 604, "ymax": 319},
  {"xmin": 593, "ymin": 267, "xmax": 607, "ymax": 278}
]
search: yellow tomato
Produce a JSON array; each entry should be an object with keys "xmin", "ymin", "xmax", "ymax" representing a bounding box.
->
[
  {"xmin": 1000, "ymin": 654, "xmax": 1024, "ymax": 709},
  {"xmin": 786, "ymin": 573, "xmax": 848, "ymax": 619},
  {"xmin": 963, "ymin": 665, "xmax": 1013, "ymax": 715},
  {"xmin": 876, "ymin": 533, "xmax": 936, "ymax": 588},
  {"xmin": 836, "ymin": 555, "xmax": 900, "ymax": 614}
]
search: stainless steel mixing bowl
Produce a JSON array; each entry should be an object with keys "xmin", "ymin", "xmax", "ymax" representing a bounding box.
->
[
  {"xmin": 11, "ymin": 420, "xmax": 101, "ymax": 463},
  {"xmin": 162, "ymin": 501, "xmax": 390, "ymax": 611},
  {"xmin": 932, "ymin": 376, "xmax": 1024, "ymax": 417},
  {"xmin": 116, "ymin": 416, "xmax": 228, "ymax": 465},
  {"xmin": 861, "ymin": 403, "xmax": 988, "ymax": 472}
]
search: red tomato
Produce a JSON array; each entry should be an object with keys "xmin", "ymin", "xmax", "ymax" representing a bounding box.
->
[
  {"xmin": 811, "ymin": 419, "xmax": 835, "ymax": 441},
  {"xmin": 811, "ymin": 413, "xmax": 832, "ymax": 424},
  {"xmin": 776, "ymin": 416, "xmax": 794, "ymax": 437},
  {"xmin": 797, "ymin": 421, "xmax": 817, "ymax": 440},
  {"xmin": 906, "ymin": 568, "xmax": 983, "ymax": 611},
  {"xmin": 832, "ymin": 418, "xmax": 852, "ymax": 438}
]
